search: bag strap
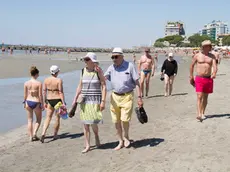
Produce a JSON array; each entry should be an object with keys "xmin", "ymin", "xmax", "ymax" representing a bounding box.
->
[{"xmin": 82, "ymin": 67, "xmax": 100, "ymax": 80}]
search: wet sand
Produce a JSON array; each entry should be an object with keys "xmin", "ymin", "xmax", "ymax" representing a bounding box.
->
[
  {"xmin": 1, "ymin": 57, "xmax": 230, "ymax": 171},
  {"xmin": 0, "ymin": 53, "xmax": 136, "ymax": 79}
]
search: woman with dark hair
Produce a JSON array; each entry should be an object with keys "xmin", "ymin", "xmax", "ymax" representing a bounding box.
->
[
  {"xmin": 23, "ymin": 66, "xmax": 44, "ymax": 141},
  {"xmin": 40, "ymin": 65, "xmax": 66, "ymax": 143}
]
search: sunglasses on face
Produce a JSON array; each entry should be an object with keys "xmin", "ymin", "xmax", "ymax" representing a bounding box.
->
[
  {"xmin": 84, "ymin": 58, "xmax": 91, "ymax": 62},
  {"xmin": 111, "ymin": 56, "xmax": 119, "ymax": 60}
]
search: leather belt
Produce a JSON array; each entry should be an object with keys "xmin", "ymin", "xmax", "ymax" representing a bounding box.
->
[{"xmin": 113, "ymin": 91, "xmax": 133, "ymax": 96}]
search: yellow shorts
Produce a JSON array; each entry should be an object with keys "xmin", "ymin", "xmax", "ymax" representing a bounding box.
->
[{"xmin": 110, "ymin": 92, "xmax": 134, "ymax": 123}]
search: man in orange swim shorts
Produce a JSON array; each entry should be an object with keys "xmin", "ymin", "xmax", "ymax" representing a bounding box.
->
[{"xmin": 189, "ymin": 40, "xmax": 217, "ymax": 122}]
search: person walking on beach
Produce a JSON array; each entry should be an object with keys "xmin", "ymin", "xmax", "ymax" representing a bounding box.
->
[
  {"xmin": 72, "ymin": 53, "xmax": 107, "ymax": 153},
  {"xmin": 105, "ymin": 47, "xmax": 143, "ymax": 150},
  {"xmin": 138, "ymin": 48, "xmax": 155, "ymax": 97},
  {"xmin": 40, "ymin": 65, "xmax": 66, "ymax": 143},
  {"xmin": 23, "ymin": 66, "xmax": 44, "ymax": 141},
  {"xmin": 212, "ymin": 48, "xmax": 221, "ymax": 65},
  {"xmin": 190, "ymin": 40, "xmax": 217, "ymax": 121},
  {"xmin": 161, "ymin": 53, "xmax": 178, "ymax": 97}
]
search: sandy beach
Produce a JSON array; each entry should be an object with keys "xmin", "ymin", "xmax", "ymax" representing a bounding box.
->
[
  {"xmin": 0, "ymin": 53, "xmax": 136, "ymax": 79},
  {"xmin": 0, "ymin": 55, "xmax": 230, "ymax": 172}
]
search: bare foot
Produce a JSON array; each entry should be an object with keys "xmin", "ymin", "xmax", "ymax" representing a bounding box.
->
[
  {"xmin": 124, "ymin": 138, "xmax": 131, "ymax": 148},
  {"xmin": 114, "ymin": 141, "xmax": 124, "ymax": 151},
  {"xmin": 196, "ymin": 116, "xmax": 203, "ymax": 122},
  {"xmin": 82, "ymin": 146, "xmax": 90, "ymax": 154},
  {"xmin": 53, "ymin": 135, "xmax": 60, "ymax": 140},
  {"xmin": 201, "ymin": 114, "xmax": 207, "ymax": 120},
  {"xmin": 164, "ymin": 93, "xmax": 168, "ymax": 97}
]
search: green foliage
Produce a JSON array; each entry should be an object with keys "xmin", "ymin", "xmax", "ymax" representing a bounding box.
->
[
  {"xmin": 222, "ymin": 36, "xmax": 230, "ymax": 46},
  {"xmin": 154, "ymin": 42, "xmax": 166, "ymax": 48},
  {"xmin": 154, "ymin": 35, "xmax": 184, "ymax": 47},
  {"xmin": 188, "ymin": 34, "xmax": 216, "ymax": 47}
]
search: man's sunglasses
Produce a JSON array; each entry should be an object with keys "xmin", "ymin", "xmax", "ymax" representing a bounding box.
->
[{"xmin": 111, "ymin": 56, "xmax": 119, "ymax": 60}]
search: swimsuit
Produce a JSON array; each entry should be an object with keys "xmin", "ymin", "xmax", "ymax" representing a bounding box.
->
[
  {"xmin": 161, "ymin": 59, "xmax": 178, "ymax": 77},
  {"xmin": 46, "ymin": 88, "xmax": 62, "ymax": 108},
  {"xmin": 195, "ymin": 75, "xmax": 213, "ymax": 94},
  {"xmin": 47, "ymin": 99, "xmax": 62, "ymax": 108},
  {"xmin": 142, "ymin": 69, "xmax": 152, "ymax": 75},
  {"xmin": 26, "ymin": 100, "xmax": 40, "ymax": 109}
]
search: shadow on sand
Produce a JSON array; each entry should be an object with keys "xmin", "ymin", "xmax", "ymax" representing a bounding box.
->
[
  {"xmin": 171, "ymin": 93, "xmax": 188, "ymax": 96},
  {"xmin": 205, "ymin": 114, "xmax": 230, "ymax": 119},
  {"xmin": 45, "ymin": 132, "xmax": 84, "ymax": 143},
  {"xmin": 98, "ymin": 138, "xmax": 164, "ymax": 150},
  {"xmin": 147, "ymin": 92, "xmax": 188, "ymax": 99}
]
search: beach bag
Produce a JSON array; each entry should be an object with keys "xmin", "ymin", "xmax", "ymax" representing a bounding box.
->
[{"xmin": 135, "ymin": 107, "xmax": 148, "ymax": 124}]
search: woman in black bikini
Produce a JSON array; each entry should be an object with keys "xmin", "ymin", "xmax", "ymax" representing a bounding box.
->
[
  {"xmin": 24, "ymin": 66, "xmax": 44, "ymax": 142},
  {"xmin": 161, "ymin": 53, "xmax": 178, "ymax": 97},
  {"xmin": 40, "ymin": 65, "xmax": 66, "ymax": 143}
]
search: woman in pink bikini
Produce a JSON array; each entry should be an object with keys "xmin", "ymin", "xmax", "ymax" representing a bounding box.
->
[{"xmin": 23, "ymin": 66, "xmax": 44, "ymax": 141}]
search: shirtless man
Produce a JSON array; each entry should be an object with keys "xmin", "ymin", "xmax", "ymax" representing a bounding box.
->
[
  {"xmin": 190, "ymin": 40, "xmax": 217, "ymax": 122},
  {"xmin": 212, "ymin": 48, "xmax": 221, "ymax": 65},
  {"xmin": 138, "ymin": 48, "xmax": 155, "ymax": 97}
]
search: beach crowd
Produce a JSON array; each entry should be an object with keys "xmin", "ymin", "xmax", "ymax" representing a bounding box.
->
[{"xmin": 23, "ymin": 40, "xmax": 221, "ymax": 153}]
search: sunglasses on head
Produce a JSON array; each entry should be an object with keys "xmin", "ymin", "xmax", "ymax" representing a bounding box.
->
[
  {"xmin": 111, "ymin": 56, "xmax": 119, "ymax": 60},
  {"xmin": 84, "ymin": 58, "xmax": 91, "ymax": 61}
]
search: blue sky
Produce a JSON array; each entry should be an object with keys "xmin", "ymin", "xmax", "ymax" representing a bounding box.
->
[{"xmin": 1, "ymin": 0, "xmax": 229, "ymax": 48}]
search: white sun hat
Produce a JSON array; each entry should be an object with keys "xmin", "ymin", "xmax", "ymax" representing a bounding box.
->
[
  {"xmin": 50, "ymin": 65, "xmax": 60, "ymax": 75},
  {"xmin": 82, "ymin": 52, "xmax": 98, "ymax": 62},
  {"xmin": 168, "ymin": 52, "xmax": 174, "ymax": 57},
  {"xmin": 112, "ymin": 47, "xmax": 124, "ymax": 56}
]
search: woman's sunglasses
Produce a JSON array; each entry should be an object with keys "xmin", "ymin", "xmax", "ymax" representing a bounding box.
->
[
  {"xmin": 111, "ymin": 56, "xmax": 119, "ymax": 60},
  {"xmin": 84, "ymin": 58, "xmax": 91, "ymax": 62}
]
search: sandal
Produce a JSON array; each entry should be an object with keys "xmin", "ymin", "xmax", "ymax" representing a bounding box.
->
[
  {"xmin": 40, "ymin": 135, "xmax": 45, "ymax": 143},
  {"xmin": 32, "ymin": 135, "xmax": 40, "ymax": 141}
]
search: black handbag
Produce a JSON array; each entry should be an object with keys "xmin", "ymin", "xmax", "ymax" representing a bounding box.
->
[{"xmin": 135, "ymin": 107, "xmax": 148, "ymax": 124}]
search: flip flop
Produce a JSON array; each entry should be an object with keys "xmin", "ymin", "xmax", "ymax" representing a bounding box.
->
[
  {"xmin": 32, "ymin": 135, "xmax": 40, "ymax": 141},
  {"xmin": 40, "ymin": 135, "xmax": 45, "ymax": 143}
]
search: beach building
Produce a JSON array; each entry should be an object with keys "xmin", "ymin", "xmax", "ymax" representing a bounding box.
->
[
  {"xmin": 165, "ymin": 21, "xmax": 185, "ymax": 36},
  {"xmin": 199, "ymin": 20, "xmax": 229, "ymax": 40},
  {"xmin": 217, "ymin": 33, "xmax": 230, "ymax": 46}
]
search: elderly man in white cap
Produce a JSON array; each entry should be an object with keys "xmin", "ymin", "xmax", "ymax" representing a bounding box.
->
[
  {"xmin": 190, "ymin": 40, "xmax": 217, "ymax": 122},
  {"xmin": 105, "ymin": 47, "xmax": 143, "ymax": 150},
  {"xmin": 161, "ymin": 52, "xmax": 178, "ymax": 96}
]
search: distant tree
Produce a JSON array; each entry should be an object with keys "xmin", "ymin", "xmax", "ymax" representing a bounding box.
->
[
  {"xmin": 154, "ymin": 42, "xmax": 166, "ymax": 48},
  {"xmin": 154, "ymin": 35, "xmax": 184, "ymax": 47},
  {"xmin": 188, "ymin": 34, "xmax": 216, "ymax": 47},
  {"xmin": 222, "ymin": 36, "xmax": 230, "ymax": 46}
]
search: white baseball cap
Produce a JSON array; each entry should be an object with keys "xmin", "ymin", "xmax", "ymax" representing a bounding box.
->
[
  {"xmin": 112, "ymin": 47, "xmax": 123, "ymax": 56},
  {"xmin": 168, "ymin": 52, "xmax": 174, "ymax": 57},
  {"xmin": 82, "ymin": 52, "xmax": 98, "ymax": 62},
  {"xmin": 50, "ymin": 65, "xmax": 60, "ymax": 75}
]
